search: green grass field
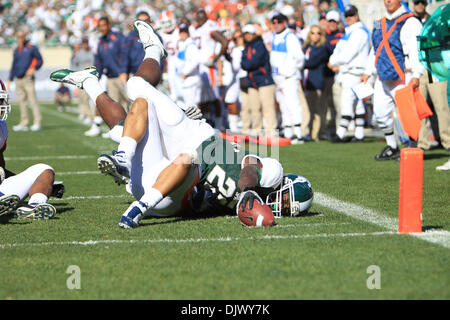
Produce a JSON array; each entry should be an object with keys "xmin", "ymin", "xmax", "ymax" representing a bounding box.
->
[{"xmin": 0, "ymin": 103, "xmax": 449, "ymax": 300}]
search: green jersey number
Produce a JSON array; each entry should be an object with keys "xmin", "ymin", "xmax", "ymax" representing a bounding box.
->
[{"xmin": 206, "ymin": 165, "xmax": 237, "ymax": 201}]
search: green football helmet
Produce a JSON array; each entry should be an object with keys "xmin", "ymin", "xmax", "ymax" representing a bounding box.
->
[{"xmin": 266, "ymin": 174, "xmax": 314, "ymax": 217}]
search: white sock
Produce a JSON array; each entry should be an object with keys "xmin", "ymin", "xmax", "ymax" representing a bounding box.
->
[
  {"xmin": 109, "ymin": 124, "xmax": 124, "ymax": 144},
  {"xmin": 385, "ymin": 134, "xmax": 398, "ymax": 149},
  {"xmin": 336, "ymin": 127, "xmax": 346, "ymax": 139},
  {"xmin": 118, "ymin": 136, "xmax": 137, "ymax": 160},
  {"xmin": 83, "ymin": 78, "xmax": 105, "ymax": 104},
  {"xmin": 228, "ymin": 114, "xmax": 239, "ymax": 132},
  {"xmin": 284, "ymin": 127, "xmax": 293, "ymax": 139},
  {"xmin": 293, "ymin": 125, "xmax": 302, "ymax": 139},
  {"xmin": 28, "ymin": 193, "xmax": 48, "ymax": 205},
  {"xmin": 140, "ymin": 188, "xmax": 163, "ymax": 209},
  {"xmin": 355, "ymin": 126, "xmax": 364, "ymax": 140},
  {"xmin": 144, "ymin": 46, "xmax": 162, "ymax": 66},
  {"xmin": 93, "ymin": 116, "xmax": 102, "ymax": 126}
]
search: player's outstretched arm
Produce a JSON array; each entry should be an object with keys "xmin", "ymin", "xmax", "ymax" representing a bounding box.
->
[{"xmin": 237, "ymin": 156, "xmax": 263, "ymax": 211}]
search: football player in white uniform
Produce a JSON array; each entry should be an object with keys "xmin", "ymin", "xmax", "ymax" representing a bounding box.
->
[
  {"xmin": 0, "ymin": 79, "xmax": 64, "ymax": 220},
  {"xmin": 50, "ymin": 20, "xmax": 313, "ymax": 228},
  {"xmin": 190, "ymin": 9, "xmax": 229, "ymax": 129},
  {"xmin": 173, "ymin": 23, "xmax": 202, "ymax": 109},
  {"xmin": 157, "ymin": 10, "xmax": 180, "ymax": 102},
  {"xmin": 218, "ymin": 28, "xmax": 244, "ymax": 133}
]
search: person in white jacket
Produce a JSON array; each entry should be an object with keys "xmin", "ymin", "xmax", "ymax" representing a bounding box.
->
[
  {"xmin": 270, "ymin": 12, "xmax": 305, "ymax": 143},
  {"xmin": 219, "ymin": 29, "xmax": 245, "ymax": 132},
  {"xmin": 173, "ymin": 24, "xmax": 202, "ymax": 110},
  {"xmin": 328, "ymin": 5, "xmax": 371, "ymax": 143},
  {"xmin": 361, "ymin": 0, "xmax": 424, "ymax": 160}
]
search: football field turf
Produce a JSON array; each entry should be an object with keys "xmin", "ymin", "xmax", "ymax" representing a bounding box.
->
[{"xmin": 0, "ymin": 103, "xmax": 449, "ymax": 300}]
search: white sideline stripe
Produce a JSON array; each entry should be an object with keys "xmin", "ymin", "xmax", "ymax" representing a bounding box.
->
[
  {"xmin": 5, "ymin": 155, "xmax": 95, "ymax": 161},
  {"xmin": 314, "ymin": 192, "xmax": 450, "ymax": 249},
  {"xmin": 52, "ymin": 194, "xmax": 131, "ymax": 201},
  {"xmin": 274, "ymin": 222, "xmax": 351, "ymax": 228},
  {"xmin": 56, "ymin": 171, "xmax": 99, "ymax": 175},
  {"xmin": 0, "ymin": 231, "xmax": 398, "ymax": 248}
]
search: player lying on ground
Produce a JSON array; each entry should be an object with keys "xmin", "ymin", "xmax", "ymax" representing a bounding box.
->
[
  {"xmin": 0, "ymin": 80, "xmax": 64, "ymax": 220},
  {"xmin": 50, "ymin": 20, "xmax": 313, "ymax": 228}
]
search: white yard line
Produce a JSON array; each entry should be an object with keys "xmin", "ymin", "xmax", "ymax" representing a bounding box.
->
[
  {"xmin": 5, "ymin": 155, "xmax": 95, "ymax": 161},
  {"xmin": 314, "ymin": 192, "xmax": 450, "ymax": 249},
  {"xmin": 56, "ymin": 171, "xmax": 99, "ymax": 175},
  {"xmin": 274, "ymin": 222, "xmax": 351, "ymax": 228},
  {"xmin": 40, "ymin": 105, "xmax": 90, "ymax": 126},
  {"xmin": 51, "ymin": 194, "xmax": 131, "ymax": 201},
  {"xmin": 0, "ymin": 231, "xmax": 399, "ymax": 248}
]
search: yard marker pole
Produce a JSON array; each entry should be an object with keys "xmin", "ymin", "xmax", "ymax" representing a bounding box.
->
[{"xmin": 398, "ymin": 148, "xmax": 423, "ymax": 233}]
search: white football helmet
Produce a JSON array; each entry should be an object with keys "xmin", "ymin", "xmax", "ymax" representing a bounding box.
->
[
  {"xmin": 158, "ymin": 10, "xmax": 176, "ymax": 33},
  {"xmin": 0, "ymin": 79, "xmax": 11, "ymax": 121},
  {"xmin": 266, "ymin": 174, "xmax": 314, "ymax": 217}
]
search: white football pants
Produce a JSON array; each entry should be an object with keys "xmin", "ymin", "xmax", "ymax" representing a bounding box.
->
[
  {"xmin": 125, "ymin": 76, "xmax": 215, "ymax": 216},
  {"xmin": 0, "ymin": 164, "xmax": 53, "ymax": 200},
  {"xmin": 373, "ymin": 72, "xmax": 413, "ymax": 136},
  {"xmin": 275, "ymin": 76, "xmax": 303, "ymax": 132}
]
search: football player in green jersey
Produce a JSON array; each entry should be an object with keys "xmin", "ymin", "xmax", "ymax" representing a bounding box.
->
[{"xmin": 50, "ymin": 19, "xmax": 313, "ymax": 227}]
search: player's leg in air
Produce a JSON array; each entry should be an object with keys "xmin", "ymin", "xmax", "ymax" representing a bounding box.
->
[
  {"xmin": 0, "ymin": 164, "xmax": 56, "ymax": 219},
  {"xmin": 51, "ymin": 19, "xmax": 213, "ymax": 228},
  {"xmin": 108, "ymin": 20, "xmax": 214, "ymax": 228}
]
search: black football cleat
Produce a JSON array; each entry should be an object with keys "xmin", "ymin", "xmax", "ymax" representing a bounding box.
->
[{"xmin": 375, "ymin": 145, "xmax": 400, "ymax": 161}]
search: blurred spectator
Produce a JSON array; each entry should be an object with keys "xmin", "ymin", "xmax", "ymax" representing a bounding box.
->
[
  {"xmin": 190, "ymin": 9, "xmax": 229, "ymax": 129},
  {"xmin": 124, "ymin": 11, "xmax": 150, "ymax": 76},
  {"xmin": 219, "ymin": 28, "xmax": 244, "ymax": 133},
  {"xmin": 361, "ymin": 0, "xmax": 424, "ymax": 160},
  {"xmin": 318, "ymin": 11, "xmax": 328, "ymax": 30},
  {"xmin": 328, "ymin": 5, "xmax": 371, "ymax": 143},
  {"xmin": 94, "ymin": 16, "xmax": 129, "ymax": 112},
  {"xmin": 302, "ymin": 25, "xmax": 329, "ymax": 141},
  {"xmin": 71, "ymin": 38, "xmax": 96, "ymax": 126},
  {"xmin": 55, "ymin": 83, "xmax": 71, "ymax": 112},
  {"xmin": 323, "ymin": 10, "xmax": 343, "ymax": 141},
  {"xmin": 413, "ymin": 0, "xmax": 450, "ymax": 151},
  {"xmin": 270, "ymin": 13, "xmax": 305, "ymax": 143},
  {"xmin": 8, "ymin": 29, "xmax": 43, "ymax": 132},
  {"xmin": 173, "ymin": 23, "xmax": 202, "ymax": 110},
  {"xmin": 240, "ymin": 24, "xmax": 277, "ymax": 136}
]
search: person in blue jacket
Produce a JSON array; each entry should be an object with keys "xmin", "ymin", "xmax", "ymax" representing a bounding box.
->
[
  {"xmin": 8, "ymin": 30, "xmax": 43, "ymax": 132},
  {"xmin": 94, "ymin": 16, "xmax": 129, "ymax": 112},
  {"xmin": 240, "ymin": 24, "xmax": 277, "ymax": 137},
  {"xmin": 302, "ymin": 25, "xmax": 330, "ymax": 141}
]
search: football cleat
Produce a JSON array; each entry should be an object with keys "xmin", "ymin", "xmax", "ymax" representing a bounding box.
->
[
  {"xmin": 15, "ymin": 203, "xmax": 56, "ymax": 220},
  {"xmin": 0, "ymin": 194, "xmax": 20, "ymax": 217},
  {"xmin": 133, "ymin": 19, "xmax": 167, "ymax": 59},
  {"xmin": 118, "ymin": 201, "xmax": 147, "ymax": 229},
  {"xmin": 290, "ymin": 136, "xmax": 305, "ymax": 145},
  {"xmin": 375, "ymin": 145, "xmax": 401, "ymax": 161},
  {"xmin": 84, "ymin": 124, "xmax": 101, "ymax": 137},
  {"xmin": 331, "ymin": 135, "xmax": 351, "ymax": 143},
  {"xmin": 50, "ymin": 66, "xmax": 99, "ymax": 89},
  {"xmin": 97, "ymin": 151, "xmax": 131, "ymax": 185}
]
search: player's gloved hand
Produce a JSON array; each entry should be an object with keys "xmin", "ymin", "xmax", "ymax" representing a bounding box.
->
[
  {"xmin": 237, "ymin": 189, "xmax": 263, "ymax": 212},
  {"xmin": 50, "ymin": 181, "xmax": 65, "ymax": 198},
  {"xmin": 184, "ymin": 106, "xmax": 203, "ymax": 120}
]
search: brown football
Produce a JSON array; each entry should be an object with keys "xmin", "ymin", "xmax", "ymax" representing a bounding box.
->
[{"xmin": 238, "ymin": 201, "xmax": 276, "ymax": 227}]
